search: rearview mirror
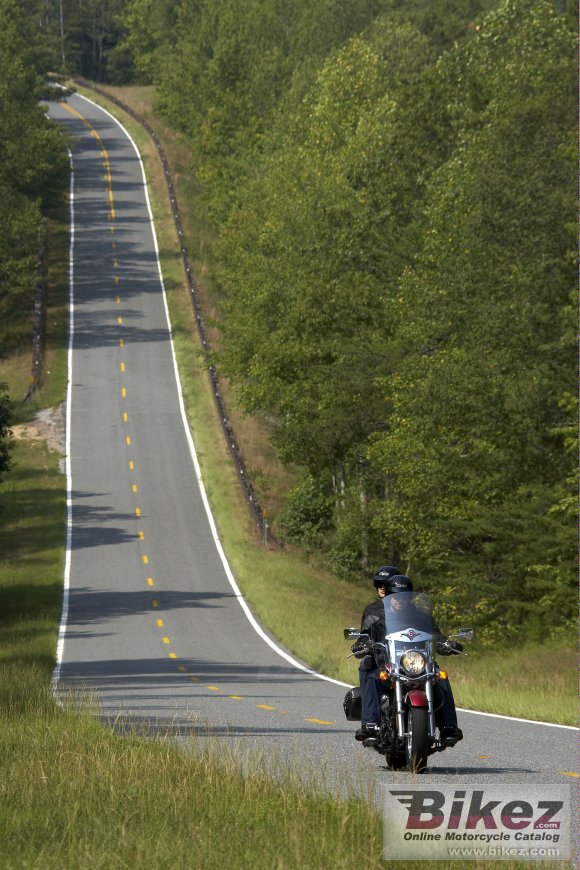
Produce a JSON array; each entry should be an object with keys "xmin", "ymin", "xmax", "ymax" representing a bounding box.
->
[
  {"xmin": 455, "ymin": 628, "xmax": 474, "ymax": 642},
  {"xmin": 343, "ymin": 627, "xmax": 360, "ymax": 640}
]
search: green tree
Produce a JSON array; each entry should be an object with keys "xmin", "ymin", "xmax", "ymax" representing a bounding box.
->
[
  {"xmin": 367, "ymin": 0, "xmax": 577, "ymax": 635},
  {"xmin": 218, "ymin": 23, "xmax": 437, "ymax": 474},
  {"xmin": 118, "ymin": 0, "xmax": 177, "ymax": 82},
  {"xmin": 279, "ymin": 476, "xmax": 332, "ymax": 549},
  {"xmin": 149, "ymin": 0, "xmax": 401, "ymax": 225},
  {"xmin": 0, "ymin": 0, "xmax": 68, "ymax": 337}
]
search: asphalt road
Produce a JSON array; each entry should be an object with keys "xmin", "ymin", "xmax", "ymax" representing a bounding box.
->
[{"xmin": 47, "ymin": 93, "xmax": 578, "ymax": 846}]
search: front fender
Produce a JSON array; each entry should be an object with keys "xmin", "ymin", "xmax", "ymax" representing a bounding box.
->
[{"xmin": 405, "ymin": 689, "xmax": 428, "ymax": 708}]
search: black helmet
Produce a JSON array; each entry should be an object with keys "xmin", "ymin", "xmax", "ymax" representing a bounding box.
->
[
  {"xmin": 372, "ymin": 565, "xmax": 400, "ymax": 589},
  {"xmin": 385, "ymin": 574, "xmax": 413, "ymax": 595}
]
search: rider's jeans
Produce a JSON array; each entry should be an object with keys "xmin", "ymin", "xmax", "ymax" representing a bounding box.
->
[{"xmin": 359, "ymin": 657, "xmax": 381, "ymax": 725}]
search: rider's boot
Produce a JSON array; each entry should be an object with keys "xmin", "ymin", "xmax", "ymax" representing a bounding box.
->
[
  {"xmin": 440, "ymin": 726, "xmax": 463, "ymax": 747},
  {"xmin": 355, "ymin": 723, "xmax": 380, "ymax": 742}
]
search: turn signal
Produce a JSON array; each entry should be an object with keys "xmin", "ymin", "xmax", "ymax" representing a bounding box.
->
[
  {"xmin": 439, "ymin": 670, "xmax": 448, "ymax": 680},
  {"xmin": 378, "ymin": 670, "xmax": 390, "ymax": 682}
]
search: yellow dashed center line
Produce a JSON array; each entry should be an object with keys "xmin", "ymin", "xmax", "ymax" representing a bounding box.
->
[
  {"xmin": 207, "ymin": 686, "xmax": 221, "ymax": 692},
  {"xmin": 229, "ymin": 695, "xmax": 243, "ymax": 700},
  {"xmin": 162, "ymin": 637, "xmax": 170, "ymax": 644},
  {"xmin": 257, "ymin": 704, "xmax": 275, "ymax": 711},
  {"xmin": 168, "ymin": 653, "xmax": 177, "ymax": 659},
  {"xmin": 121, "ymin": 387, "xmax": 126, "ymax": 398},
  {"xmin": 123, "ymin": 412, "xmax": 128, "ymax": 423},
  {"xmin": 138, "ymin": 531, "xmax": 144, "ymax": 540},
  {"xmin": 132, "ymin": 484, "xmax": 138, "ymax": 493},
  {"xmin": 135, "ymin": 508, "xmax": 141, "ymax": 517},
  {"xmin": 142, "ymin": 555, "xmax": 149, "ymax": 565},
  {"xmin": 117, "ymin": 317, "xmax": 123, "ymax": 325},
  {"xmin": 152, "ymin": 600, "xmax": 158, "ymax": 608},
  {"xmin": 129, "ymin": 460, "xmax": 134, "ymax": 470},
  {"xmin": 125, "ymin": 436, "xmax": 131, "ymax": 446},
  {"xmin": 156, "ymin": 619, "xmax": 164, "ymax": 628},
  {"xmin": 120, "ymin": 361, "xmax": 125, "ymax": 372},
  {"xmin": 304, "ymin": 718, "xmax": 334, "ymax": 725},
  {"xmin": 119, "ymin": 338, "xmax": 124, "ymax": 347},
  {"xmin": 62, "ymin": 103, "xmax": 115, "ymax": 221},
  {"xmin": 559, "ymin": 771, "xmax": 579, "ymax": 778},
  {"xmin": 147, "ymin": 578, "xmax": 154, "ymax": 587}
]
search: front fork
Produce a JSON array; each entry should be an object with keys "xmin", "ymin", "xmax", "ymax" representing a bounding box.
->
[
  {"xmin": 425, "ymin": 678, "xmax": 437, "ymax": 738},
  {"xmin": 394, "ymin": 677, "xmax": 437, "ymax": 738},
  {"xmin": 395, "ymin": 680, "xmax": 405, "ymax": 736}
]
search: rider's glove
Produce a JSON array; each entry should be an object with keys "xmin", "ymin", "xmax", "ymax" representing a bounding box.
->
[
  {"xmin": 436, "ymin": 639, "xmax": 463, "ymax": 655},
  {"xmin": 351, "ymin": 639, "xmax": 370, "ymax": 659}
]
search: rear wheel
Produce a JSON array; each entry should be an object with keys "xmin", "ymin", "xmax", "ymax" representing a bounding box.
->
[{"xmin": 406, "ymin": 707, "xmax": 429, "ymax": 773}]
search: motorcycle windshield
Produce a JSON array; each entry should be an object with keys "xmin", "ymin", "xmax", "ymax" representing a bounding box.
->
[{"xmin": 378, "ymin": 592, "xmax": 434, "ymax": 665}]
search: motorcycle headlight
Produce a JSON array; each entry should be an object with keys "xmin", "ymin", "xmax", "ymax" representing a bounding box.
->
[{"xmin": 401, "ymin": 650, "xmax": 426, "ymax": 676}]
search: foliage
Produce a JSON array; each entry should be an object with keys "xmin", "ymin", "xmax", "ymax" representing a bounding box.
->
[
  {"xmin": 141, "ymin": 0, "xmax": 402, "ymax": 224},
  {"xmin": 99, "ymin": 0, "xmax": 576, "ymax": 640},
  {"xmin": 366, "ymin": 0, "xmax": 577, "ymax": 630},
  {"xmin": 279, "ymin": 475, "xmax": 333, "ymax": 549},
  {"xmin": 217, "ymin": 22, "xmax": 436, "ymax": 474},
  {"xmin": 25, "ymin": 0, "xmax": 130, "ymax": 81},
  {"xmin": 214, "ymin": 0, "xmax": 576, "ymax": 638},
  {"xmin": 0, "ymin": 0, "xmax": 69, "ymax": 349}
]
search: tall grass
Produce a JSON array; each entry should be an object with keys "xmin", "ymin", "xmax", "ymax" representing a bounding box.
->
[{"xmin": 0, "ymin": 694, "xmax": 384, "ymax": 869}]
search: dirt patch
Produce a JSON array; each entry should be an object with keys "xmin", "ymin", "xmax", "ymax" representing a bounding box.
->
[{"xmin": 12, "ymin": 404, "xmax": 66, "ymax": 456}]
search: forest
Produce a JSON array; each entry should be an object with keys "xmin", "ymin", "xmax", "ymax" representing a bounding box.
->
[{"xmin": 0, "ymin": 0, "xmax": 576, "ymax": 640}]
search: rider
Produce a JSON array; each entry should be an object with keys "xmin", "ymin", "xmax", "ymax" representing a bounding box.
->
[{"xmin": 353, "ymin": 567, "xmax": 463, "ymax": 747}]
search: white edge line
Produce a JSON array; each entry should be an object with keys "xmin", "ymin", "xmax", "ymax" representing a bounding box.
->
[
  {"xmin": 51, "ymin": 148, "xmax": 74, "ymax": 700},
  {"xmin": 456, "ymin": 707, "xmax": 578, "ymax": 731},
  {"xmin": 61, "ymin": 94, "xmax": 580, "ymax": 732}
]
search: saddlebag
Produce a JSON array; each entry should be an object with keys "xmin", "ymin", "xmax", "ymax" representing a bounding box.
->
[{"xmin": 343, "ymin": 686, "xmax": 361, "ymax": 721}]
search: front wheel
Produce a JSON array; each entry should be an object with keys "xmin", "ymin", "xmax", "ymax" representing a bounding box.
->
[{"xmin": 406, "ymin": 707, "xmax": 429, "ymax": 773}]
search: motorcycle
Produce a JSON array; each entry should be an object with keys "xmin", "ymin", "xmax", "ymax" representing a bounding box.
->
[{"xmin": 343, "ymin": 591, "xmax": 472, "ymax": 773}]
